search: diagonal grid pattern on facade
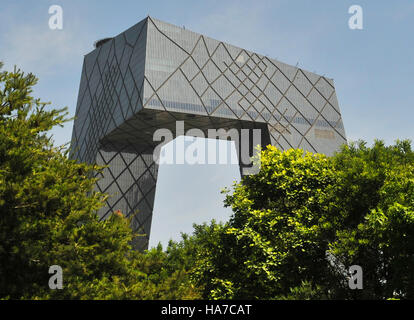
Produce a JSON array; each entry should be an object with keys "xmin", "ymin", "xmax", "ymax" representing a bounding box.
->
[{"xmin": 70, "ymin": 16, "xmax": 347, "ymax": 250}]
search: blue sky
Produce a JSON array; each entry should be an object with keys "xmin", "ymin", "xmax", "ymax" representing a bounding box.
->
[{"xmin": 1, "ymin": 0, "xmax": 413, "ymax": 247}]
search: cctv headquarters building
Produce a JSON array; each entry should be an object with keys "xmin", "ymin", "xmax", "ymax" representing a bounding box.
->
[{"xmin": 70, "ymin": 17, "xmax": 347, "ymax": 250}]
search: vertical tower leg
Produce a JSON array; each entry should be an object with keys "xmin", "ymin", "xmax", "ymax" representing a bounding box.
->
[
  {"xmin": 95, "ymin": 144, "xmax": 159, "ymax": 250},
  {"xmin": 236, "ymin": 124, "xmax": 271, "ymax": 178}
]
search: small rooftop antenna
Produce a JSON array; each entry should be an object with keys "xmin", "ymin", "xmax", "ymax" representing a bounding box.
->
[{"xmin": 94, "ymin": 37, "xmax": 113, "ymax": 48}]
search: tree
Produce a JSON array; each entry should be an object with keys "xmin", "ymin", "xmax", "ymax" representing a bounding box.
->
[
  {"xmin": 191, "ymin": 141, "xmax": 414, "ymax": 299},
  {"xmin": 0, "ymin": 63, "xmax": 199, "ymax": 299},
  {"xmin": 328, "ymin": 140, "xmax": 414, "ymax": 299}
]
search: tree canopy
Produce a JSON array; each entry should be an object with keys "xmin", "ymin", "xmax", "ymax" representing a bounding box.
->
[
  {"xmin": 1, "ymin": 62, "xmax": 412, "ymax": 300},
  {"xmin": 190, "ymin": 142, "xmax": 414, "ymax": 299},
  {"xmin": 0, "ymin": 62, "xmax": 199, "ymax": 299}
]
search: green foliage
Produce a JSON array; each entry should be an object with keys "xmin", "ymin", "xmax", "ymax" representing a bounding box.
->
[
  {"xmin": 191, "ymin": 142, "xmax": 414, "ymax": 299},
  {"xmin": 184, "ymin": 221, "xmax": 237, "ymax": 299},
  {"xmin": 276, "ymin": 281, "xmax": 328, "ymax": 300},
  {"xmin": 0, "ymin": 63, "xmax": 198, "ymax": 299},
  {"xmin": 132, "ymin": 243, "xmax": 201, "ymax": 299},
  {"xmin": 191, "ymin": 148, "xmax": 338, "ymax": 299},
  {"xmin": 328, "ymin": 140, "xmax": 414, "ymax": 299},
  {"xmin": 2, "ymin": 62, "xmax": 412, "ymax": 300}
]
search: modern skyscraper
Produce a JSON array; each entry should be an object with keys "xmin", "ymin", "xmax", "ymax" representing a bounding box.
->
[{"xmin": 70, "ymin": 16, "xmax": 347, "ymax": 250}]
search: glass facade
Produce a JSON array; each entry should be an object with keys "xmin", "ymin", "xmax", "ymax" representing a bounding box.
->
[{"xmin": 70, "ymin": 16, "xmax": 347, "ymax": 250}]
